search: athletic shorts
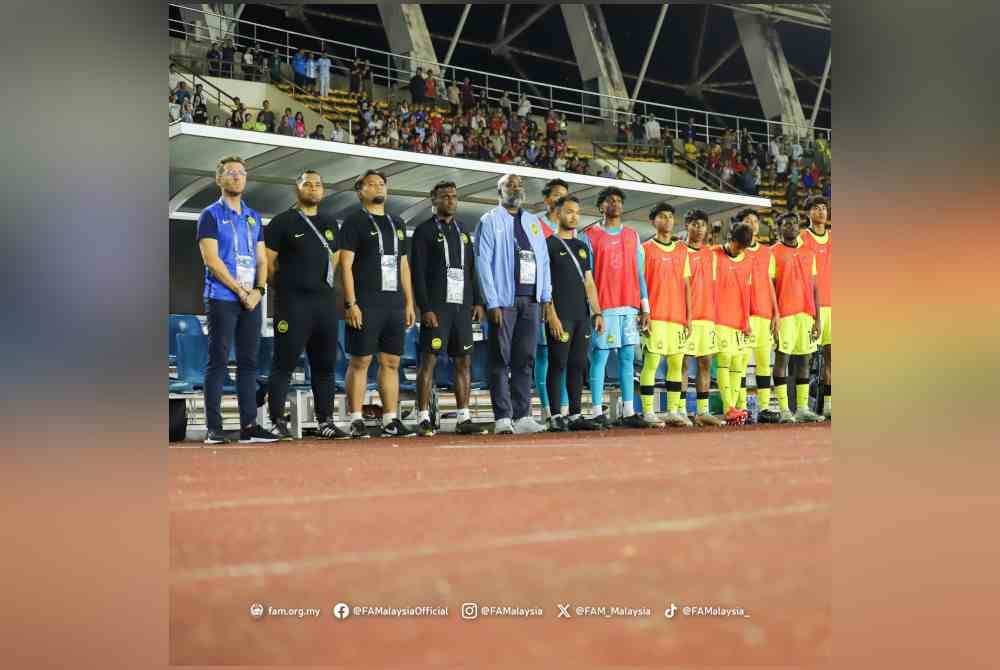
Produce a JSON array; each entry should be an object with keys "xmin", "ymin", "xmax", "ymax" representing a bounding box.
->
[
  {"xmin": 642, "ymin": 319, "xmax": 687, "ymax": 356},
  {"xmin": 716, "ymin": 324, "xmax": 752, "ymax": 355},
  {"xmin": 748, "ymin": 314, "xmax": 775, "ymax": 354},
  {"xmin": 346, "ymin": 305, "xmax": 406, "ymax": 357},
  {"xmin": 592, "ymin": 310, "xmax": 640, "ymax": 350},
  {"xmin": 685, "ymin": 319, "xmax": 718, "ymax": 357},
  {"xmin": 819, "ymin": 306, "xmax": 832, "ymax": 346},
  {"xmin": 418, "ymin": 306, "xmax": 474, "ymax": 357},
  {"xmin": 777, "ymin": 313, "xmax": 818, "ymax": 356}
]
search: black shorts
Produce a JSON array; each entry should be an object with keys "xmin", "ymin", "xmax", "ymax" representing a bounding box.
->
[
  {"xmin": 346, "ymin": 305, "xmax": 406, "ymax": 357},
  {"xmin": 418, "ymin": 305, "xmax": 474, "ymax": 357}
]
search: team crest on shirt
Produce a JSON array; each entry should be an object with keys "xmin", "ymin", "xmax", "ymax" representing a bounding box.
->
[
  {"xmin": 431, "ymin": 337, "xmax": 442, "ymax": 350},
  {"xmin": 277, "ymin": 320, "xmax": 289, "ymax": 333},
  {"xmin": 324, "ymin": 229, "xmax": 334, "ymax": 241},
  {"xmin": 531, "ymin": 223, "xmax": 539, "ymax": 236},
  {"xmin": 578, "ymin": 248, "xmax": 587, "ymax": 259},
  {"xmin": 607, "ymin": 334, "xmax": 615, "ymax": 344},
  {"xmin": 560, "ymin": 332, "xmax": 570, "ymax": 343},
  {"xmin": 462, "ymin": 233, "xmax": 469, "ymax": 243},
  {"xmin": 247, "ymin": 215, "xmax": 256, "ymax": 227}
]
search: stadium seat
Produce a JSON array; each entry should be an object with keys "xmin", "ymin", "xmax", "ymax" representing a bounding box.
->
[
  {"xmin": 168, "ymin": 314, "xmax": 203, "ymax": 364},
  {"xmin": 172, "ymin": 332, "xmax": 234, "ymax": 393}
]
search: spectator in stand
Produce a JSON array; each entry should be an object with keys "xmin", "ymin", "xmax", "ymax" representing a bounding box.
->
[
  {"xmin": 225, "ymin": 118, "xmax": 236, "ymax": 128},
  {"xmin": 449, "ymin": 128, "xmax": 465, "ymax": 156},
  {"xmin": 169, "ymin": 62, "xmax": 181, "ymax": 92},
  {"xmin": 206, "ymin": 44, "xmax": 221, "ymax": 77},
  {"xmin": 644, "ymin": 115, "xmax": 661, "ymax": 152},
  {"xmin": 330, "ymin": 121, "xmax": 348, "ymax": 143},
  {"xmin": 424, "ymin": 69, "xmax": 437, "ymax": 101},
  {"xmin": 292, "ymin": 49, "xmax": 307, "ymax": 89},
  {"xmin": 630, "ymin": 114, "xmax": 644, "ymax": 152},
  {"xmin": 769, "ymin": 135, "xmax": 781, "ymax": 162},
  {"xmin": 684, "ymin": 137, "xmax": 699, "ymax": 163},
  {"xmin": 241, "ymin": 112, "xmax": 255, "ymax": 130},
  {"xmin": 686, "ymin": 117, "xmax": 695, "ymax": 141},
  {"xmin": 277, "ymin": 112, "xmax": 292, "ymax": 135},
  {"xmin": 517, "ymin": 93, "xmax": 531, "ymax": 119},
  {"xmin": 461, "ymin": 77, "xmax": 475, "ymax": 112},
  {"xmin": 269, "ymin": 53, "xmax": 282, "ymax": 83},
  {"xmin": 790, "ymin": 136, "xmax": 803, "ymax": 161},
  {"xmin": 447, "ymin": 80, "xmax": 460, "ymax": 115},
  {"xmin": 349, "ymin": 58, "xmax": 361, "ymax": 94},
  {"xmin": 598, "ymin": 164, "xmax": 615, "ymax": 179},
  {"xmin": 257, "ymin": 51, "xmax": 270, "ymax": 82},
  {"xmin": 256, "ymin": 100, "xmax": 275, "ymax": 133},
  {"xmin": 193, "ymin": 101, "xmax": 209, "ymax": 124},
  {"xmin": 721, "ymin": 160, "xmax": 734, "ymax": 186},
  {"xmin": 774, "ymin": 146, "xmax": 789, "ymax": 183},
  {"xmin": 616, "ymin": 121, "xmax": 629, "ymax": 146},
  {"xmin": 242, "ymin": 46, "xmax": 255, "ymax": 81},
  {"xmin": 168, "ymin": 94, "xmax": 181, "ymax": 123},
  {"xmin": 317, "ymin": 50, "xmax": 332, "ymax": 97},
  {"xmin": 785, "ymin": 172, "xmax": 799, "ymax": 211},
  {"xmin": 499, "ymin": 91, "xmax": 512, "ymax": 117},
  {"xmin": 822, "ymin": 178, "xmax": 831, "ymax": 199},
  {"xmin": 293, "ymin": 111, "xmax": 306, "ymax": 137},
  {"xmin": 409, "ymin": 67, "xmax": 426, "ymax": 104},
  {"xmin": 664, "ymin": 133, "xmax": 675, "ymax": 164},
  {"xmin": 191, "ymin": 83, "xmax": 206, "ymax": 108},
  {"xmin": 309, "ymin": 124, "xmax": 325, "ymax": 139},
  {"xmin": 360, "ymin": 60, "xmax": 373, "ymax": 98},
  {"xmin": 305, "ymin": 52, "xmax": 317, "ymax": 93},
  {"xmin": 789, "ymin": 159, "xmax": 801, "ymax": 187},
  {"xmin": 221, "ymin": 39, "xmax": 235, "ymax": 78},
  {"xmin": 173, "ymin": 81, "xmax": 192, "ymax": 106}
]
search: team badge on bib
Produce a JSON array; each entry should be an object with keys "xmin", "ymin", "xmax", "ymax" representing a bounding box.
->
[
  {"xmin": 431, "ymin": 337, "xmax": 442, "ymax": 350},
  {"xmin": 277, "ymin": 320, "xmax": 289, "ymax": 333},
  {"xmin": 325, "ymin": 229, "xmax": 334, "ymax": 241}
]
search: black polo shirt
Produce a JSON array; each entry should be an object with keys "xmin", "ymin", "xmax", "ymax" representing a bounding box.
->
[
  {"xmin": 408, "ymin": 215, "xmax": 482, "ymax": 312},
  {"xmin": 546, "ymin": 235, "xmax": 591, "ymax": 321},
  {"xmin": 264, "ymin": 208, "xmax": 338, "ymax": 298},
  {"xmin": 338, "ymin": 208, "xmax": 408, "ymax": 309}
]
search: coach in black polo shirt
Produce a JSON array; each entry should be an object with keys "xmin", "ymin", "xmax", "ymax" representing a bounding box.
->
[
  {"xmin": 263, "ymin": 170, "xmax": 349, "ymax": 441},
  {"xmin": 409, "ymin": 180, "xmax": 487, "ymax": 437},
  {"xmin": 338, "ymin": 169, "xmax": 416, "ymax": 439}
]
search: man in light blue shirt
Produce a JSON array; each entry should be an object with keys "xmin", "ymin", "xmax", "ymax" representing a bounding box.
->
[
  {"xmin": 475, "ymin": 174, "xmax": 551, "ymax": 435},
  {"xmin": 317, "ymin": 51, "xmax": 332, "ymax": 98}
]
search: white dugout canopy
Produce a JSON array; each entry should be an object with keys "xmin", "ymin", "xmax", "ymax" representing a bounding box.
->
[{"xmin": 169, "ymin": 123, "xmax": 770, "ymax": 236}]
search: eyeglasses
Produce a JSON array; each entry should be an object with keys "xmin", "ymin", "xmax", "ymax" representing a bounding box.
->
[{"xmin": 223, "ymin": 169, "xmax": 247, "ymax": 177}]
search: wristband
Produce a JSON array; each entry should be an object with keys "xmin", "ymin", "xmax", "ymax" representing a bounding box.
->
[{"xmin": 255, "ymin": 286, "xmax": 266, "ymax": 296}]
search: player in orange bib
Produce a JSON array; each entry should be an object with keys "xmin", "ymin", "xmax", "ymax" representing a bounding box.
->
[
  {"xmin": 712, "ymin": 222, "xmax": 754, "ymax": 425},
  {"xmin": 772, "ymin": 212, "xmax": 824, "ymax": 423},
  {"xmin": 681, "ymin": 209, "xmax": 723, "ymax": 426},
  {"xmin": 638, "ymin": 202, "xmax": 693, "ymax": 427},
  {"xmin": 800, "ymin": 196, "xmax": 831, "ymax": 418},
  {"xmin": 740, "ymin": 208, "xmax": 781, "ymax": 423}
]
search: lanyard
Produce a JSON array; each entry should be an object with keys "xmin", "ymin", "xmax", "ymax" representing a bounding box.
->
[
  {"xmin": 512, "ymin": 211, "xmax": 528, "ymax": 254},
  {"xmin": 555, "ymin": 236, "xmax": 585, "ymax": 283},
  {"xmin": 435, "ymin": 217, "xmax": 464, "ymax": 270},
  {"xmin": 296, "ymin": 209, "xmax": 331, "ymax": 252},
  {"xmin": 227, "ymin": 211, "xmax": 254, "ymax": 257},
  {"xmin": 366, "ymin": 211, "xmax": 398, "ymax": 256}
]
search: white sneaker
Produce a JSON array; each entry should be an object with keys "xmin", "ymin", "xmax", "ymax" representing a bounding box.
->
[
  {"xmin": 664, "ymin": 411, "xmax": 693, "ymax": 427},
  {"xmin": 642, "ymin": 412, "xmax": 665, "ymax": 427},
  {"xmin": 513, "ymin": 416, "xmax": 546, "ymax": 434},
  {"xmin": 494, "ymin": 417, "xmax": 514, "ymax": 435}
]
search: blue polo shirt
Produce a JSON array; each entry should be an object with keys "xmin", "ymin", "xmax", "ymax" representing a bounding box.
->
[{"xmin": 196, "ymin": 198, "xmax": 263, "ymax": 301}]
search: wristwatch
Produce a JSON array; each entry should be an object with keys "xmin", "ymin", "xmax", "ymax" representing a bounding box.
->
[
  {"xmin": 344, "ymin": 300, "xmax": 355, "ymax": 310},
  {"xmin": 255, "ymin": 286, "xmax": 266, "ymax": 296}
]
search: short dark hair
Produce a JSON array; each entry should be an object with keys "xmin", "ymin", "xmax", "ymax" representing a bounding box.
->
[
  {"xmin": 734, "ymin": 207, "xmax": 758, "ymax": 223},
  {"xmin": 596, "ymin": 186, "xmax": 625, "ymax": 208},
  {"xmin": 776, "ymin": 211, "xmax": 801, "ymax": 228},
  {"xmin": 542, "ymin": 178, "xmax": 570, "ymax": 197},
  {"xmin": 684, "ymin": 209, "xmax": 709, "ymax": 225},
  {"xmin": 429, "ymin": 180, "xmax": 457, "ymax": 199},
  {"xmin": 648, "ymin": 202, "xmax": 675, "ymax": 221},
  {"xmin": 354, "ymin": 169, "xmax": 387, "ymax": 191},
  {"xmin": 296, "ymin": 169, "xmax": 322, "ymax": 186},
  {"xmin": 555, "ymin": 195, "xmax": 580, "ymax": 209},
  {"xmin": 803, "ymin": 195, "xmax": 829, "ymax": 211},
  {"xmin": 729, "ymin": 222, "xmax": 753, "ymax": 246}
]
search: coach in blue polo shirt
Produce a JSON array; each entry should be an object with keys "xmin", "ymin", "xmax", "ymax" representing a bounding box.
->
[
  {"xmin": 475, "ymin": 173, "xmax": 552, "ymax": 435},
  {"xmin": 195, "ymin": 155, "xmax": 276, "ymax": 445}
]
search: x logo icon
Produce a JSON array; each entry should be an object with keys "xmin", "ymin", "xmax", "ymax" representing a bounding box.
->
[{"xmin": 557, "ymin": 604, "xmax": 572, "ymax": 618}]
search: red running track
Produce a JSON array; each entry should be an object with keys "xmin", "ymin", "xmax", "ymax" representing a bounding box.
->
[{"xmin": 170, "ymin": 423, "xmax": 831, "ymax": 666}]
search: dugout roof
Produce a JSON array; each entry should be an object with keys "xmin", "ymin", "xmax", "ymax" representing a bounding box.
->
[{"xmin": 169, "ymin": 123, "xmax": 770, "ymax": 237}]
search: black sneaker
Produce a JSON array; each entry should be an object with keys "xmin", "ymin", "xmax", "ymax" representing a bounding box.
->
[
  {"xmin": 350, "ymin": 418, "xmax": 370, "ymax": 439},
  {"xmin": 203, "ymin": 429, "xmax": 230, "ymax": 445},
  {"xmin": 317, "ymin": 420, "xmax": 350, "ymax": 440},
  {"xmin": 548, "ymin": 415, "xmax": 568, "ymax": 432},
  {"xmin": 455, "ymin": 418, "xmax": 488, "ymax": 435},
  {"xmin": 381, "ymin": 418, "xmax": 415, "ymax": 438},
  {"xmin": 417, "ymin": 419, "xmax": 436, "ymax": 437},
  {"xmin": 590, "ymin": 413, "xmax": 610, "ymax": 430},
  {"xmin": 568, "ymin": 416, "xmax": 600, "ymax": 431},
  {"xmin": 620, "ymin": 413, "xmax": 651, "ymax": 429},
  {"xmin": 758, "ymin": 408, "xmax": 781, "ymax": 424},
  {"xmin": 270, "ymin": 419, "xmax": 294, "ymax": 441},
  {"xmin": 239, "ymin": 424, "xmax": 279, "ymax": 443}
]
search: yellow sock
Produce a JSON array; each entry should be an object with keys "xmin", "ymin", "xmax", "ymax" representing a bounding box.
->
[
  {"xmin": 731, "ymin": 352, "xmax": 747, "ymax": 410},
  {"xmin": 716, "ymin": 353, "xmax": 732, "ymax": 410},
  {"xmin": 639, "ymin": 351, "xmax": 661, "ymax": 415},
  {"xmin": 796, "ymin": 382, "xmax": 810, "ymax": 412},
  {"xmin": 666, "ymin": 354, "xmax": 684, "ymax": 413},
  {"xmin": 697, "ymin": 397, "xmax": 709, "ymax": 415},
  {"xmin": 774, "ymin": 382, "xmax": 789, "ymax": 411},
  {"xmin": 756, "ymin": 354, "xmax": 772, "ymax": 410}
]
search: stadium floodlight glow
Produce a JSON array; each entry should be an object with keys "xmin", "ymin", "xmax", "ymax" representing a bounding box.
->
[{"xmin": 169, "ymin": 122, "xmax": 771, "ymax": 209}]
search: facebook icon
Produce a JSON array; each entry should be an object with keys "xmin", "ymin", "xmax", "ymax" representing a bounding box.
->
[{"xmin": 332, "ymin": 602, "xmax": 352, "ymax": 620}]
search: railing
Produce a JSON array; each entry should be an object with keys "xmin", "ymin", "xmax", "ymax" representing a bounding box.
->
[
  {"xmin": 590, "ymin": 142, "xmax": 655, "ymax": 184},
  {"xmin": 168, "ymin": 4, "xmax": 831, "ymax": 150},
  {"xmin": 170, "ymin": 55, "xmax": 245, "ymax": 120}
]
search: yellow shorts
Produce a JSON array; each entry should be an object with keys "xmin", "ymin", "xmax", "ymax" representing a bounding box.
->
[
  {"xmin": 748, "ymin": 315, "xmax": 775, "ymax": 354},
  {"xmin": 685, "ymin": 320, "xmax": 718, "ymax": 357},
  {"xmin": 642, "ymin": 320, "xmax": 688, "ymax": 356},
  {"xmin": 819, "ymin": 306, "xmax": 832, "ymax": 346},
  {"xmin": 715, "ymin": 324, "xmax": 752, "ymax": 356},
  {"xmin": 777, "ymin": 313, "xmax": 818, "ymax": 356}
]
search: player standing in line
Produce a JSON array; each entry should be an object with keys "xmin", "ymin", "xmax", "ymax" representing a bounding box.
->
[
  {"xmin": 712, "ymin": 222, "xmax": 755, "ymax": 425},
  {"xmin": 799, "ymin": 196, "xmax": 832, "ymax": 418},
  {"xmin": 680, "ymin": 209, "xmax": 724, "ymax": 426},
  {"xmin": 739, "ymin": 208, "xmax": 782, "ymax": 423},
  {"xmin": 638, "ymin": 203, "xmax": 693, "ymax": 427},
  {"xmin": 544, "ymin": 195, "xmax": 603, "ymax": 432},
  {"xmin": 772, "ymin": 212, "xmax": 825, "ymax": 423},
  {"xmin": 533, "ymin": 178, "xmax": 570, "ymax": 426},
  {"xmin": 582, "ymin": 187, "xmax": 655, "ymax": 428}
]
